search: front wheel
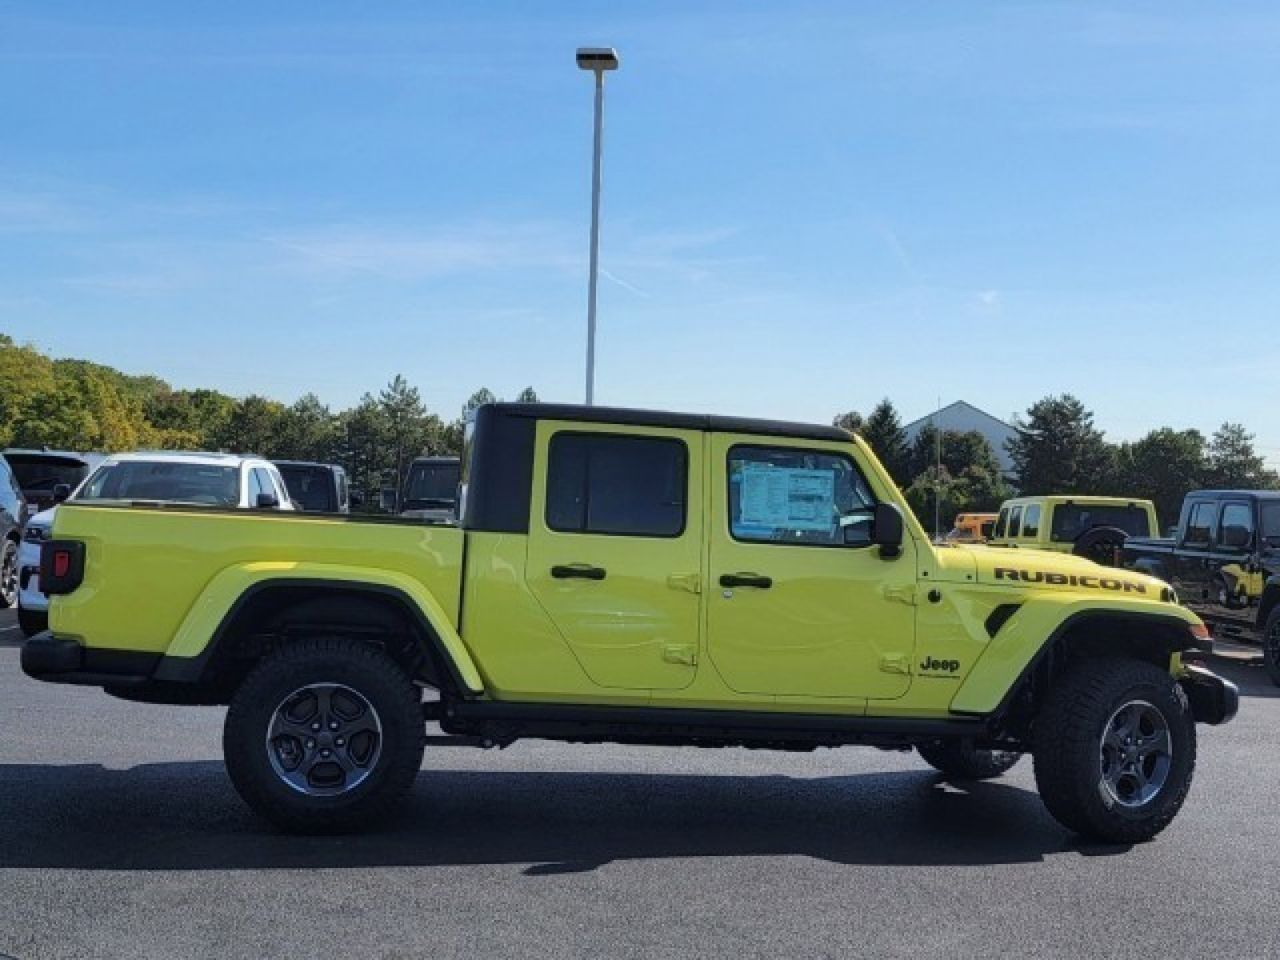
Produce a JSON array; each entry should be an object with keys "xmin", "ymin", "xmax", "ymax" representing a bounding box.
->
[
  {"xmin": 1033, "ymin": 659, "xmax": 1195, "ymax": 843},
  {"xmin": 917, "ymin": 739, "xmax": 1021, "ymax": 779},
  {"xmin": 223, "ymin": 637, "xmax": 425, "ymax": 833},
  {"xmin": 1263, "ymin": 608, "xmax": 1280, "ymax": 688}
]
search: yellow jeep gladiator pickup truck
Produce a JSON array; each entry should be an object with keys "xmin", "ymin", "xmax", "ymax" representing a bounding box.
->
[{"xmin": 23, "ymin": 403, "xmax": 1236, "ymax": 841}]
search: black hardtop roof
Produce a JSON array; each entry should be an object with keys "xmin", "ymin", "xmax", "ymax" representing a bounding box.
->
[
  {"xmin": 1187, "ymin": 489, "xmax": 1280, "ymax": 501},
  {"xmin": 487, "ymin": 402, "xmax": 850, "ymax": 443}
]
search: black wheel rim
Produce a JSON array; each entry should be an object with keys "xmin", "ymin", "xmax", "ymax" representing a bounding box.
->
[
  {"xmin": 1099, "ymin": 699, "xmax": 1172, "ymax": 808},
  {"xmin": 266, "ymin": 683, "xmax": 383, "ymax": 796}
]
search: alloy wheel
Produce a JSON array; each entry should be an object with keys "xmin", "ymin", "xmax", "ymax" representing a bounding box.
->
[
  {"xmin": 266, "ymin": 683, "xmax": 383, "ymax": 796},
  {"xmin": 1099, "ymin": 699, "xmax": 1172, "ymax": 809}
]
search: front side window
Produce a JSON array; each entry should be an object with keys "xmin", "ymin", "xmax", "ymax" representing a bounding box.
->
[
  {"xmin": 546, "ymin": 433, "xmax": 687, "ymax": 537},
  {"xmin": 1022, "ymin": 504, "xmax": 1041, "ymax": 538},
  {"xmin": 728, "ymin": 445, "xmax": 875, "ymax": 547},
  {"xmin": 1008, "ymin": 506, "xmax": 1024, "ymax": 539},
  {"xmin": 1184, "ymin": 502, "xmax": 1215, "ymax": 545}
]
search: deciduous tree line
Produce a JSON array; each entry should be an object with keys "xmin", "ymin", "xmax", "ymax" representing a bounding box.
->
[
  {"xmin": 0, "ymin": 335, "xmax": 535, "ymax": 509},
  {"xmin": 834, "ymin": 395, "xmax": 1279, "ymax": 532}
]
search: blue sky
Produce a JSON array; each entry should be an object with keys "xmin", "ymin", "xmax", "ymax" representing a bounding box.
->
[{"xmin": 2, "ymin": 2, "xmax": 1277, "ymax": 463}]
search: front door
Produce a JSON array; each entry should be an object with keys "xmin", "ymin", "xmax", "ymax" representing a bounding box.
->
[
  {"xmin": 1174, "ymin": 499, "xmax": 1218, "ymax": 602},
  {"xmin": 705, "ymin": 435, "xmax": 918, "ymax": 700},
  {"xmin": 525, "ymin": 421, "xmax": 703, "ymax": 691}
]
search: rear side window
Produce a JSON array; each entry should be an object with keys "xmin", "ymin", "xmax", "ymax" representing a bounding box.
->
[
  {"xmin": 1050, "ymin": 504, "xmax": 1151, "ymax": 542},
  {"xmin": 1022, "ymin": 504, "xmax": 1041, "ymax": 538},
  {"xmin": 1008, "ymin": 506, "xmax": 1024, "ymax": 539},
  {"xmin": 546, "ymin": 433, "xmax": 687, "ymax": 537},
  {"xmin": 1219, "ymin": 502, "xmax": 1253, "ymax": 546},
  {"xmin": 1184, "ymin": 502, "xmax": 1216, "ymax": 545}
]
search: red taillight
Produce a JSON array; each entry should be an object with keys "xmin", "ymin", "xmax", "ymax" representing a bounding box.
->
[{"xmin": 53, "ymin": 550, "xmax": 71, "ymax": 579}]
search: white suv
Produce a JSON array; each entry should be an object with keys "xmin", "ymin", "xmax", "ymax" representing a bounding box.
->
[{"xmin": 17, "ymin": 452, "xmax": 294, "ymax": 636}]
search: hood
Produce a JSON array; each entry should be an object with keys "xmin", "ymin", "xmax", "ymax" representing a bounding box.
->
[{"xmin": 933, "ymin": 544, "xmax": 1171, "ymax": 599}]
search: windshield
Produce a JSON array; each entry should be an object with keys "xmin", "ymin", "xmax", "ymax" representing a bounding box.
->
[
  {"xmin": 1261, "ymin": 501, "xmax": 1280, "ymax": 543},
  {"xmin": 277, "ymin": 465, "xmax": 336, "ymax": 512},
  {"xmin": 5, "ymin": 455, "xmax": 89, "ymax": 492},
  {"xmin": 1050, "ymin": 504, "xmax": 1150, "ymax": 542},
  {"xmin": 402, "ymin": 461, "xmax": 460, "ymax": 509},
  {"xmin": 79, "ymin": 461, "xmax": 240, "ymax": 506}
]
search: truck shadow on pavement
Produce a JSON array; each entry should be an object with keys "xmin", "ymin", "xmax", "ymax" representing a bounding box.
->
[{"xmin": 0, "ymin": 762, "xmax": 1125, "ymax": 873}]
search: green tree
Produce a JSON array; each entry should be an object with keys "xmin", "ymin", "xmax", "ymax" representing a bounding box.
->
[
  {"xmin": 275, "ymin": 393, "xmax": 342, "ymax": 462},
  {"xmin": 1007, "ymin": 394, "xmax": 1113, "ymax": 494},
  {"xmin": 832, "ymin": 410, "xmax": 863, "ymax": 434},
  {"xmin": 1204, "ymin": 423, "xmax": 1279, "ymax": 490},
  {"xmin": 219, "ymin": 395, "xmax": 286, "ymax": 456},
  {"xmin": 515, "ymin": 386, "xmax": 539, "ymax": 403},
  {"xmin": 860, "ymin": 399, "xmax": 909, "ymax": 486},
  {"xmin": 1111, "ymin": 428, "xmax": 1207, "ymax": 529},
  {"xmin": 904, "ymin": 427, "xmax": 1010, "ymax": 533},
  {"xmin": 379, "ymin": 375, "xmax": 445, "ymax": 510}
]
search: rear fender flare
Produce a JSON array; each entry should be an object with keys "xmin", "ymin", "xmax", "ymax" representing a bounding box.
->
[{"xmin": 156, "ymin": 562, "xmax": 484, "ymax": 695}]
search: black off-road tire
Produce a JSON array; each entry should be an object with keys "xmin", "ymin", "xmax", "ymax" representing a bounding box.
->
[
  {"xmin": 1033, "ymin": 659, "xmax": 1195, "ymax": 843},
  {"xmin": 917, "ymin": 739, "xmax": 1021, "ymax": 779},
  {"xmin": 223, "ymin": 636, "xmax": 425, "ymax": 833},
  {"xmin": 1263, "ymin": 608, "xmax": 1280, "ymax": 688},
  {"xmin": 17, "ymin": 605, "xmax": 47, "ymax": 638}
]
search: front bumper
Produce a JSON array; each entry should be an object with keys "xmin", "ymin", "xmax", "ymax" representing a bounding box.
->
[{"xmin": 1179, "ymin": 663, "xmax": 1240, "ymax": 726}]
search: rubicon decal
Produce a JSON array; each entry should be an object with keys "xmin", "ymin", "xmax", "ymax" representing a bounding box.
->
[{"xmin": 994, "ymin": 568, "xmax": 1147, "ymax": 594}]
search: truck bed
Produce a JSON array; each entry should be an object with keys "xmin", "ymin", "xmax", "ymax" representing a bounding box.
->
[{"xmin": 49, "ymin": 503, "xmax": 465, "ymax": 655}]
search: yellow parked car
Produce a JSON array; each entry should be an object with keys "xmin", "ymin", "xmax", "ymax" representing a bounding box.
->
[
  {"xmin": 989, "ymin": 496, "xmax": 1159, "ymax": 566},
  {"xmin": 23, "ymin": 403, "xmax": 1234, "ymax": 842}
]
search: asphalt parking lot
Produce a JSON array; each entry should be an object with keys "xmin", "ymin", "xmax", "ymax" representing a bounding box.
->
[{"xmin": 2, "ymin": 607, "xmax": 1278, "ymax": 960}]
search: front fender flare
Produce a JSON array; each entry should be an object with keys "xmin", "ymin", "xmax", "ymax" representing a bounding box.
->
[
  {"xmin": 950, "ymin": 595, "xmax": 1202, "ymax": 716},
  {"xmin": 155, "ymin": 561, "xmax": 485, "ymax": 695}
]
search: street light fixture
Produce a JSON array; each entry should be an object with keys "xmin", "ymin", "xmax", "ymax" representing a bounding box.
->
[{"xmin": 576, "ymin": 46, "xmax": 619, "ymax": 406}]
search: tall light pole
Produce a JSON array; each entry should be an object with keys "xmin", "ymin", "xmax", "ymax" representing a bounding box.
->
[{"xmin": 576, "ymin": 47, "xmax": 618, "ymax": 406}]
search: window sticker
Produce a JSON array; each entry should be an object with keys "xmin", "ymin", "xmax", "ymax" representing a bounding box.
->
[{"xmin": 738, "ymin": 464, "xmax": 836, "ymax": 532}]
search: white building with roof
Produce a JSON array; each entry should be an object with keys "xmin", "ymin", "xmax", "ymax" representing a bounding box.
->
[{"xmin": 902, "ymin": 401, "xmax": 1018, "ymax": 477}]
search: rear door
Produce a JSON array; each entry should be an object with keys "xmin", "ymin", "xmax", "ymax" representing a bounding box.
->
[
  {"xmin": 524, "ymin": 420, "xmax": 704, "ymax": 691},
  {"xmin": 704, "ymin": 434, "xmax": 918, "ymax": 700}
]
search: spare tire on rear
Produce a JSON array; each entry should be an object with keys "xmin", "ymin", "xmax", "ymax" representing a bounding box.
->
[{"xmin": 1073, "ymin": 525, "xmax": 1128, "ymax": 567}]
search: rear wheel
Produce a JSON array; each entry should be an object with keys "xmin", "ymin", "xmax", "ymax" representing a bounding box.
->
[
  {"xmin": 1263, "ymin": 608, "xmax": 1280, "ymax": 687},
  {"xmin": 223, "ymin": 636, "xmax": 425, "ymax": 833},
  {"xmin": 917, "ymin": 739, "xmax": 1021, "ymax": 779},
  {"xmin": 1033, "ymin": 659, "xmax": 1195, "ymax": 843}
]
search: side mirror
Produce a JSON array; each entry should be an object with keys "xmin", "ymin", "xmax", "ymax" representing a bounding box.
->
[
  {"xmin": 255, "ymin": 492, "xmax": 279, "ymax": 509},
  {"xmin": 349, "ymin": 491, "xmax": 365, "ymax": 508},
  {"xmin": 52, "ymin": 483, "xmax": 71, "ymax": 504},
  {"xmin": 1221, "ymin": 524, "xmax": 1251, "ymax": 550},
  {"xmin": 873, "ymin": 502, "xmax": 904, "ymax": 559}
]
